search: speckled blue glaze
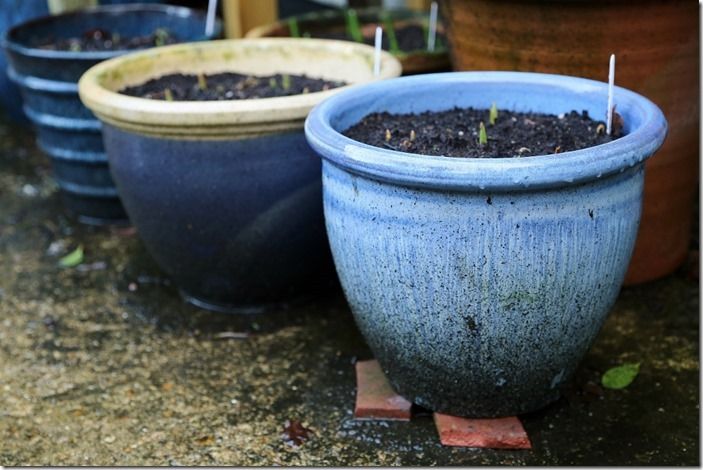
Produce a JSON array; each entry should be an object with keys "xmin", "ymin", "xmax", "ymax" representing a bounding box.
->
[
  {"xmin": 2, "ymin": 4, "xmax": 219, "ymax": 224},
  {"xmin": 305, "ymin": 72, "xmax": 667, "ymax": 417},
  {"xmin": 102, "ymin": 124, "xmax": 333, "ymax": 313}
]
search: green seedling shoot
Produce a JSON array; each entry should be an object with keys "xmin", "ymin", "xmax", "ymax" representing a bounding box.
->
[
  {"xmin": 197, "ymin": 72, "xmax": 208, "ymax": 91},
  {"xmin": 346, "ymin": 9, "xmax": 363, "ymax": 43},
  {"xmin": 381, "ymin": 14, "xmax": 400, "ymax": 54},
  {"xmin": 288, "ymin": 18, "xmax": 300, "ymax": 38},
  {"xmin": 154, "ymin": 28, "xmax": 169, "ymax": 47},
  {"xmin": 478, "ymin": 121, "xmax": 488, "ymax": 146},
  {"xmin": 489, "ymin": 102, "xmax": 498, "ymax": 125},
  {"xmin": 164, "ymin": 88, "xmax": 174, "ymax": 101},
  {"xmin": 269, "ymin": 77, "xmax": 278, "ymax": 89},
  {"xmin": 281, "ymin": 74, "xmax": 291, "ymax": 90}
]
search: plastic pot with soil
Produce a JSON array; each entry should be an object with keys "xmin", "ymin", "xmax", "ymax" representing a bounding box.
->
[
  {"xmin": 2, "ymin": 4, "xmax": 219, "ymax": 225},
  {"xmin": 305, "ymin": 72, "xmax": 667, "ymax": 417},
  {"xmin": 78, "ymin": 38, "xmax": 402, "ymax": 313},
  {"xmin": 438, "ymin": 0, "xmax": 698, "ymax": 285},
  {"xmin": 245, "ymin": 7, "xmax": 450, "ymax": 75}
]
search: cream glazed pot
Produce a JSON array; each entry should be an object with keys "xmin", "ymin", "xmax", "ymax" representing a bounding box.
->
[{"xmin": 79, "ymin": 38, "xmax": 402, "ymax": 313}]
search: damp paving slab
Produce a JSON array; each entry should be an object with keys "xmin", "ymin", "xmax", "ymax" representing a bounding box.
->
[{"xmin": 0, "ymin": 117, "xmax": 699, "ymax": 466}]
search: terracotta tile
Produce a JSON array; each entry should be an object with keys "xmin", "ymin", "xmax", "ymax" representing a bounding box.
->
[
  {"xmin": 434, "ymin": 413, "xmax": 531, "ymax": 449},
  {"xmin": 354, "ymin": 360, "xmax": 412, "ymax": 421}
]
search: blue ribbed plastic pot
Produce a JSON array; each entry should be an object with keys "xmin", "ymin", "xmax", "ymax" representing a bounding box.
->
[
  {"xmin": 305, "ymin": 71, "xmax": 667, "ymax": 417},
  {"xmin": 0, "ymin": 1, "xmax": 50, "ymax": 124},
  {"xmin": 2, "ymin": 4, "xmax": 219, "ymax": 225}
]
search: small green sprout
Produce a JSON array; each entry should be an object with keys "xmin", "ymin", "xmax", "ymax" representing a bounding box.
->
[
  {"xmin": 269, "ymin": 77, "xmax": 278, "ymax": 89},
  {"xmin": 281, "ymin": 74, "xmax": 291, "ymax": 90},
  {"xmin": 288, "ymin": 18, "xmax": 300, "ymax": 38},
  {"xmin": 111, "ymin": 32, "xmax": 120, "ymax": 44},
  {"xmin": 154, "ymin": 28, "xmax": 169, "ymax": 47},
  {"xmin": 163, "ymin": 88, "xmax": 174, "ymax": 101},
  {"xmin": 489, "ymin": 102, "xmax": 498, "ymax": 125},
  {"xmin": 197, "ymin": 72, "xmax": 208, "ymax": 90},
  {"xmin": 346, "ymin": 9, "xmax": 363, "ymax": 43},
  {"xmin": 69, "ymin": 41, "xmax": 81, "ymax": 52},
  {"xmin": 478, "ymin": 121, "xmax": 488, "ymax": 146},
  {"xmin": 382, "ymin": 14, "xmax": 400, "ymax": 54}
]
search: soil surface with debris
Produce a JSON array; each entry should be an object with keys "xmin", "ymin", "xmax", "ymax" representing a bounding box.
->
[
  {"xmin": 0, "ymin": 115, "xmax": 698, "ymax": 465},
  {"xmin": 344, "ymin": 108, "xmax": 623, "ymax": 158},
  {"xmin": 311, "ymin": 24, "xmax": 445, "ymax": 53},
  {"xmin": 35, "ymin": 28, "xmax": 178, "ymax": 52},
  {"xmin": 120, "ymin": 73, "xmax": 345, "ymax": 101}
]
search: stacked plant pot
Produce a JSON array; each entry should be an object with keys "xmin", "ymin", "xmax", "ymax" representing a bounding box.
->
[{"xmin": 2, "ymin": 4, "xmax": 219, "ymax": 224}]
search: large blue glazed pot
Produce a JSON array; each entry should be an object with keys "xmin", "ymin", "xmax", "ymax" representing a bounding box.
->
[
  {"xmin": 2, "ymin": 4, "xmax": 219, "ymax": 225},
  {"xmin": 305, "ymin": 72, "xmax": 667, "ymax": 417},
  {"xmin": 78, "ymin": 38, "xmax": 402, "ymax": 312}
]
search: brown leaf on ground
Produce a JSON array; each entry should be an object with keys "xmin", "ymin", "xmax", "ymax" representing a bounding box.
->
[{"xmin": 282, "ymin": 420, "xmax": 313, "ymax": 447}]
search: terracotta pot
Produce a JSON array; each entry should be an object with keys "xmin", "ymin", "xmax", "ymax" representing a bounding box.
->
[{"xmin": 439, "ymin": 0, "xmax": 699, "ymax": 284}]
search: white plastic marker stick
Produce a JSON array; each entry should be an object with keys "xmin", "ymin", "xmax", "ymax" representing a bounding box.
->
[
  {"xmin": 205, "ymin": 0, "xmax": 218, "ymax": 37},
  {"xmin": 427, "ymin": 1, "xmax": 438, "ymax": 52},
  {"xmin": 606, "ymin": 53, "xmax": 615, "ymax": 135},
  {"xmin": 374, "ymin": 26, "xmax": 383, "ymax": 77}
]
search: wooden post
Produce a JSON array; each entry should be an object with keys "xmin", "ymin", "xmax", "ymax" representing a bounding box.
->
[{"xmin": 222, "ymin": 0, "xmax": 278, "ymax": 39}]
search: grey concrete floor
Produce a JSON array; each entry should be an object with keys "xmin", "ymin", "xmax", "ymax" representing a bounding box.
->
[{"xmin": 0, "ymin": 118, "xmax": 699, "ymax": 465}]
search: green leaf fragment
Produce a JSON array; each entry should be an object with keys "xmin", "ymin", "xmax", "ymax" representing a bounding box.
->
[
  {"xmin": 58, "ymin": 245, "xmax": 84, "ymax": 268},
  {"xmin": 601, "ymin": 362, "xmax": 640, "ymax": 390}
]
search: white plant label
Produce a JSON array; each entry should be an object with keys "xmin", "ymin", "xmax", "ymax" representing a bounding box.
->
[
  {"xmin": 607, "ymin": 53, "xmax": 615, "ymax": 135},
  {"xmin": 428, "ymin": 1, "xmax": 438, "ymax": 52},
  {"xmin": 206, "ymin": 0, "xmax": 218, "ymax": 37},
  {"xmin": 374, "ymin": 26, "xmax": 383, "ymax": 77}
]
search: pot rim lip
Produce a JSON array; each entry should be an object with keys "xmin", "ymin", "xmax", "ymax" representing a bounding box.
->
[
  {"xmin": 77, "ymin": 37, "xmax": 402, "ymax": 131},
  {"xmin": 2, "ymin": 3, "xmax": 220, "ymax": 61},
  {"xmin": 304, "ymin": 71, "xmax": 668, "ymax": 192}
]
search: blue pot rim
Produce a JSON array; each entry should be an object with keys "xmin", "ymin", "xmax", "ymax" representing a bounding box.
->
[
  {"xmin": 304, "ymin": 71, "xmax": 668, "ymax": 192},
  {"xmin": 2, "ymin": 3, "xmax": 221, "ymax": 61}
]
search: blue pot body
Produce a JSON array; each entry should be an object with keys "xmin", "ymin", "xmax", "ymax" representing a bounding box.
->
[
  {"xmin": 0, "ymin": 1, "xmax": 50, "ymax": 123},
  {"xmin": 305, "ymin": 72, "xmax": 668, "ymax": 417},
  {"xmin": 2, "ymin": 4, "xmax": 219, "ymax": 225},
  {"xmin": 102, "ymin": 124, "xmax": 333, "ymax": 313}
]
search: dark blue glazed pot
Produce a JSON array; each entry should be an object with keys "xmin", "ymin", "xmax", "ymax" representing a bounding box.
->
[
  {"xmin": 78, "ymin": 38, "xmax": 402, "ymax": 312},
  {"xmin": 0, "ymin": 1, "xmax": 50, "ymax": 124},
  {"xmin": 305, "ymin": 72, "xmax": 668, "ymax": 417},
  {"xmin": 2, "ymin": 4, "xmax": 219, "ymax": 225}
]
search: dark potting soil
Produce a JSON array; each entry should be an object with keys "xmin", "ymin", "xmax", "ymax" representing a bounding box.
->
[
  {"xmin": 362, "ymin": 24, "xmax": 445, "ymax": 53},
  {"xmin": 119, "ymin": 72, "xmax": 346, "ymax": 101},
  {"xmin": 343, "ymin": 107, "xmax": 624, "ymax": 158},
  {"xmin": 308, "ymin": 24, "xmax": 444, "ymax": 53},
  {"xmin": 35, "ymin": 28, "xmax": 178, "ymax": 52}
]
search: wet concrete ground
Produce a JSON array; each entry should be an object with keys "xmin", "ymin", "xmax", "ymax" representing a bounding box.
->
[{"xmin": 0, "ymin": 118, "xmax": 699, "ymax": 465}]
